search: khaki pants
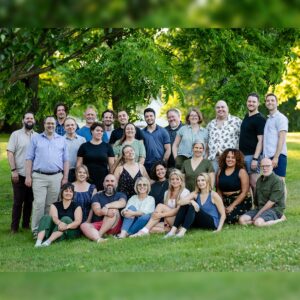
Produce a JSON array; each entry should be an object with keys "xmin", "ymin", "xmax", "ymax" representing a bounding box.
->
[{"xmin": 31, "ymin": 172, "xmax": 62, "ymax": 234}]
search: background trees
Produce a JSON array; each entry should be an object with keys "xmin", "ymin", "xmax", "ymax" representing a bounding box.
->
[{"xmin": 1, "ymin": 28, "xmax": 299, "ymax": 130}]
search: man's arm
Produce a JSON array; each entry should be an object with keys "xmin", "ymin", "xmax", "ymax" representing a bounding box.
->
[
  {"xmin": 163, "ymin": 143, "xmax": 171, "ymax": 162},
  {"xmin": 105, "ymin": 198, "xmax": 126, "ymax": 209},
  {"xmin": 25, "ymin": 160, "xmax": 33, "ymax": 187},
  {"xmin": 7, "ymin": 151, "xmax": 19, "ymax": 183},
  {"xmin": 251, "ymin": 135, "xmax": 263, "ymax": 170},
  {"xmin": 61, "ymin": 161, "xmax": 69, "ymax": 186},
  {"xmin": 272, "ymin": 131, "xmax": 287, "ymax": 168}
]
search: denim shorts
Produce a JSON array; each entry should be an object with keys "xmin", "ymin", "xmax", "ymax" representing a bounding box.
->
[
  {"xmin": 271, "ymin": 154, "xmax": 287, "ymax": 177},
  {"xmin": 244, "ymin": 208, "xmax": 281, "ymax": 221},
  {"xmin": 244, "ymin": 155, "xmax": 261, "ymax": 174}
]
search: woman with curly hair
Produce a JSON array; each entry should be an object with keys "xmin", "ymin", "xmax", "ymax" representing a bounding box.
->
[{"xmin": 216, "ymin": 148, "xmax": 252, "ymax": 224}]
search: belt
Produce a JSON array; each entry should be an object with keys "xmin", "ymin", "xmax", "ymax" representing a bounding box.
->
[{"xmin": 33, "ymin": 170, "xmax": 62, "ymax": 175}]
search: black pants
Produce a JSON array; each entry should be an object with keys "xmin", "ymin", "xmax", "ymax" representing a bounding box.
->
[
  {"xmin": 11, "ymin": 175, "xmax": 33, "ymax": 231},
  {"xmin": 174, "ymin": 204, "xmax": 217, "ymax": 230}
]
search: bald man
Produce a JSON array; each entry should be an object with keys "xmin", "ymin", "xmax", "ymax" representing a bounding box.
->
[
  {"xmin": 206, "ymin": 100, "xmax": 242, "ymax": 172},
  {"xmin": 239, "ymin": 158, "xmax": 286, "ymax": 227}
]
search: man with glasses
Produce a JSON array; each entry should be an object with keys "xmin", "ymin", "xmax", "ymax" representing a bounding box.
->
[{"xmin": 239, "ymin": 158, "xmax": 286, "ymax": 227}]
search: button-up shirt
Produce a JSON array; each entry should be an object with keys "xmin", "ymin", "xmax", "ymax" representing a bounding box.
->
[
  {"xmin": 263, "ymin": 110, "xmax": 288, "ymax": 158},
  {"xmin": 65, "ymin": 134, "xmax": 86, "ymax": 169},
  {"xmin": 26, "ymin": 132, "xmax": 69, "ymax": 173},
  {"xmin": 207, "ymin": 114, "xmax": 242, "ymax": 160},
  {"xmin": 7, "ymin": 127, "xmax": 38, "ymax": 176}
]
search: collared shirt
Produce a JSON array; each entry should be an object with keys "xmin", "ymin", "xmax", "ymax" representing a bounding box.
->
[
  {"xmin": 77, "ymin": 125, "xmax": 109, "ymax": 143},
  {"xmin": 176, "ymin": 125, "xmax": 208, "ymax": 158},
  {"xmin": 7, "ymin": 127, "xmax": 38, "ymax": 176},
  {"xmin": 263, "ymin": 110, "xmax": 288, "ymax": 158},
  {"xmin": 64, "ymin": 134, "xmax": 86, "ymax": 169},
  {"xmin": 103, "ymin": 130, "xmax": 113, "ymax": 143},
  {"xmin": 207, "ymin": 114, "xmax": 242, "ymax": 160},
  {"xmin": 26, "ymin": 132, "xmax": 69, "ymax": 173},
  {"xmin": 255, "ymin": 172, "xmax": 285, "ymax": 215},
  {"xmin": 143, "ymin": 124, "xmax": 171, "ymax": 167}
]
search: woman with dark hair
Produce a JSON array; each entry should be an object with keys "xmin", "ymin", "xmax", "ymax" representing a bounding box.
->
[
  {"xmin": 34, "ymin": 183, "xmax": 82, "ymax": 247},
  {"xmin": 114, "ymin": 145, "xmax": 149, "ymax": 199},
  {"xmin": 113, "ymin": 123, "xmax": 146, "ymax": 164},
  {"xmin": 73, "ymin": 164, "xmax": 97, "ymax": 222},
  {"xmin": 216, "ymin": 148, "xmax": 252, "ymax": 224},
  {"xmin": 77, "ymin": 122, "xmax": 115, "ymax": 191},
  {"xmin": 149, "ymin": 161, "xmax": 169, "ymax": 206},
  {"xmin": 172, "ymin": 108, "xmax": 208, "ymax": 169}
]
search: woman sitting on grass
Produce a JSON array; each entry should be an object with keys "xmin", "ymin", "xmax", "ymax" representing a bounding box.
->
[
  {"xmin": 131, "ymin": 169, "xmax": 189, "ymax": 237},
  {"xmin": 34, "ymin": 183, "xmax": 82, "ymax": 247},
  {"xmin": 117, "ymin": 177, "xmax": 155, "ymax": 238},
  {"xmin": 164, "ymin": 173, "xmax": 226, "ymax": 238}
]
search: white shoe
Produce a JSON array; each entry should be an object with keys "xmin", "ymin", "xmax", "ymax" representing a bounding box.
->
[{"xmin": 163, "ymin": 232, "xmax": 175, "ymax": 239}]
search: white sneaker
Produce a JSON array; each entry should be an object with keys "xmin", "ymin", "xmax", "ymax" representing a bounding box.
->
[{"xmin": 163, "ymin": 232, "xmax": 175, "ymax": 239}]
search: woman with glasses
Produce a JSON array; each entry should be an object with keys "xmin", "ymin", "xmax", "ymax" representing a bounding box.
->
[
  {"xmin": 216, "ymin": 148, "xmax": 252, "ymax": 224},
  {"xmin": 117, "ymin": 177, "xmax": 155, "ymax": 238}
]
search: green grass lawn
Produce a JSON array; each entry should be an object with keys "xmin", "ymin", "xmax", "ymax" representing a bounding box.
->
[{"xmin": 0, "ymin": 133, "xmax": 299, "ymax": 272}]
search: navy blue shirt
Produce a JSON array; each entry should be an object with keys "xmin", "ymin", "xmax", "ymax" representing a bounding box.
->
[{"xmin": 165, "ymin": 122, "xmax": 183, "ymax": 168}]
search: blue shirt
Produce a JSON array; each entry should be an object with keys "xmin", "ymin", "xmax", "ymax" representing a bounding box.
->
[
  {"xmin": 26, "ymin": 132, "xmax": 69, "ymax": 173},
  {"xmin": 55, "ymin": 120, "xmax": 80, "ymax": 136},
  {"xmin": 77, "ymin": 126, "xmax": 109, "ymax": 143},
  {"xmin": 143, "ymin": 124, "xmax": 170, "ymax": 168}
]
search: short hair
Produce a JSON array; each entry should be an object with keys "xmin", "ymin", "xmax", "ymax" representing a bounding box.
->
[
  {"xmin": 134, "ymin": 177, "xmax": 151, "ymax": 194},
  {"xmin": 185, "ymin": 108, "xmax": 203, "ymax": 125},
  {"xmin": 43, "ymin": 115, "xmax": 56, "ymax": 123},
  {"xmin": 59, "ymin": 183, "xmax": 75, "ymax": 201},
  {"xmin": 247, "ymin": 92, "xmax": 259, "ymax": 101},
  {"xmin": 23, "ymin": 111, "xmax": 35, "ymax": 119},
  {"xmin": 150, "ymin": 160, "xmax": 168, "ymax": 181},
  {"xmin": 75, "ymin": 164, "xmax": 89, "ymax": 181},
  {"xmin": 144, "ymin": 107, "xmax": 156, "ymax": 116},
  {"xmin": 192, "ymin": 140, "xmax": 205, "ymax": 149},
  {"xmin": 167, "ymin": 108, "xmax": 181, "ymax": 117},
  {"xmin": 101, "ymin": 109, "xmax": 115, "ymax": 119},
  {"xmin": 64, "ymin": 117, "xmax": 77, "ymax": 127},
  {"xmin": 195, "ymin": 173, "xmax": 212, "ymax": 193},
  {"xmin": 90, "ymin": 122, "xmax": 105, "ymax": 132},
  {"xmin": 54, "ymin": 103, "xmax": 68, "ymax": 116},
  {"xmin": 265, "ymin": 93, "xmax": 278, "ymax": 102},
  {"xmin": 218, "ymin": 148, "xmax": 245, "ymax": 171}
]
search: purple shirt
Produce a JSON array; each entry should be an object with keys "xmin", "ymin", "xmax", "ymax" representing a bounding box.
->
[{"xmin": 26, "ymin": 132, "xmax": 69, "ymax": 173}]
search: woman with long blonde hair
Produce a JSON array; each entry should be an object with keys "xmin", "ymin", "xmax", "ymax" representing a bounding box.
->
[{"xmin": 131, "ymin": 169, "xmax": 190, "ymax": 237}]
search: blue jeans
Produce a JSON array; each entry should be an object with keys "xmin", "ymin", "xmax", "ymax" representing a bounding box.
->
[{"xmin": 121, "ymin": 206, "xmax": 151, "ymax": 235}]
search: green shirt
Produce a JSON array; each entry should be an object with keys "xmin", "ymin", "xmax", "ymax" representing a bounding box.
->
[
  {"xmin": 113, "ymin": 139, "xmax": 146, "ymax": 162},
  {"xmin": 181, "ymin": 158, "xmax": 214, "ymax": 192},
  {"xmin": 255, "ymin": 172, "xmax": 285, "ymax": 215}
]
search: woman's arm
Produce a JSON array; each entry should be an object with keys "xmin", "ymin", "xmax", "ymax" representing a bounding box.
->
[
  {"xmin": 67, "ymin": 206, "xmax": 83, "ymax": 229},
  {"xmin": 113, "ymin": 166, "xmax": 122, "ymax": 184},
  {"xmin": 216, "ymin": 170, "xmax": 223, "ymax": 198},
  {"xmin": 108, "ymin": 157, "xmax": 115, "ymax": 174},
  {"xmin": 209, "ymin": 172, "xmax": 215, "ymax": 188},
  {"xmin": 177, "ymin": 191, "xmax": 196, "ymax": 206},
  {"xmin": 138, "ymin": 157, "xmax": 145, "ymax": 165},
  {"xmin": 76, "ymin": 156, "xmax": 83, "ymax": 168},
  {"xmin": 140, "ymin": 164, "xmax": 151, "ymax": 181},
  {"xmin": 211, "ymin": 191, "xmax": 226, "ymax": 232}
]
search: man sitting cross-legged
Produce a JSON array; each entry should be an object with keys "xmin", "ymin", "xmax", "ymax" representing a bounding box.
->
[
  {"xmin": 239, "ymin": 158, "xmax": 286, "ymax": 227},
  {"xmin": 80, "ymin": 174, "xmax": 127, "ymax": 242}
]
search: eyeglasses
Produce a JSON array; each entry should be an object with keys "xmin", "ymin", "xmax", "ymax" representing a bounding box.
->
[
  {"xmin": 137, "ymin": 183, "xmax": 147, "ymax": 187},
  {"xmin": 261, "ymin": 165, "xmax": 272, "ymax": 168}
]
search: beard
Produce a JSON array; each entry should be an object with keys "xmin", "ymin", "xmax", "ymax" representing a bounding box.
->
[
  {"xmin": 24, "ymin": 123, "xmax": 34, "ymax": 130},
  {"xmin": 104, "ymin": 186, "xmax": 116, "ymax": 195}
]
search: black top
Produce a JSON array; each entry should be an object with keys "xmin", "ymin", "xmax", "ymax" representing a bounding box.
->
[
  {"xmin": 53, "ymin": 201, "xmax": 79, "ymax": 221},
  {"xmin": 165, "ymin": 122, "xmax": 183, "ymax": 168},
  {"xmin": 218, "ymin": 168, "xmax": 241, "ymax": 192},
  {"xmin": 109, "ymin": 127, "xmax": 144, "ymax": 144},
  {"xmin": 239, "ymin": 112, "xmax": 266, "ymax": 155},
  {"xmin": 77, "ymin": 142, "xmax": 115, "ymax": 190},
  {"xmin": 149, "ymin": 180, "xmax": 169, "ymax": 206},
  {"xmin": 90, "ymin": 191, "xmax": 127, "ymax": 222}
]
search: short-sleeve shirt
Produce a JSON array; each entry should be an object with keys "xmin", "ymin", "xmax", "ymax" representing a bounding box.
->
[
  {"xmin": 149, "ymin": 180, "xmax": 169, "ymax": 206},
  {"xmin": 164, "ymin": 188, "xmax": 190, "ymax": 208},
  {"xmin": 239, "ymin": 112, "xmax": 266, "ymax": 155},
  {"xmin": 113, "ymin": 139, "xmax": 146, "ymax": 162},
  {"xmin": 52, "ymin": 201, "xmax": 80, "ymax": 221},
  {"xmin": 207, "ymin": 115, "xmax": 242, "ymax": 160},
  {"xmin": 65, "ymin": 134, "xmax": 86, "ymax": 169},
  {"xmin": 109, "ymin": 127, "xmax": 144, "ymax": 144},
  {"xmin": 143, "ymin": 125, "xmax": 171, "ymax": 167},
  {"xmin": 181, "ymin": 159, "xmax": 214, "ymax": 192},
  {"xmin": 263, "ymin": 111, "xmax": 288, "ymax": 157},
  {"xmin": 125, "ymin": 195, "xmax": 155, "ymax": 215},
  {"xmin": 91, "ymin": 191, "xmax": 127, "ymax": 222},
  {"xmin": 255, "ymin": 172, "xmax": 285, "ymax": 215},
  {"xmin": 7, "ymin": 128, "xmax": 38, "ymax": 176},
  {"xmin": 176, "ymin": 125, "xmax": 208, "ymax": 158},
  {"xmin": 77, "ymin": 126, "xmax": 109, "ymax": 143}
]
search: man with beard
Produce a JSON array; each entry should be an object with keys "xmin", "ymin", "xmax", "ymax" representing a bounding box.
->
[
  {"xmin": 25, "ymin": 116, "xmax": 69, "ymax": 237},
  {"xmin": 7, "ymin": 112, "xmax": 38, "ymax": 233},
  {"xmin": 239, "ymin": 93, "xmax": 266, "ymax": 192},
  {"xmin": 143, "ymin": 108, "xmax": 171, "ymax": 174},
  {"xmin": 109, "ymin": 110, "xmax": 144, "ymax": 145},
  {"xmin": 101, "ymin": 109, "xmax": 115, "ymax": 143},
  {"xmin": 80, "ymin": 174, "xmax": 127, "ymax": 243}
]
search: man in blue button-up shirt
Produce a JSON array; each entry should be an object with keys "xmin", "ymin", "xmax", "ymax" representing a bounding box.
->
[{"xmin": 25, "ymin": 116, "xmax": 69, "ymax": 236}]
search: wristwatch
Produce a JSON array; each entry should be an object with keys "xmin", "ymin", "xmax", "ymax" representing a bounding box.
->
[{"xmin": 11, "ymin": 168, "xmax": 17, "ymax": 171}]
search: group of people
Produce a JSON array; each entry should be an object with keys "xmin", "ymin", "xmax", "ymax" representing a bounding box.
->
[{"xmin": 6, "ymin": 92, "xmax": 288, "ymax": 247}]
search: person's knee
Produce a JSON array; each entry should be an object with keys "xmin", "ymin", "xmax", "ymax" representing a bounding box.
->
[
  {"xmin": 239, "ymin": 215, "xmax": 249, "ymax": 225},
  {"xmin": 80, "ymin": 222, "xmax": 89, "ymax": 231},
  {"xmin": 156, "ymin": 203, "xmax": 164, "ymax": 210},
  {"xmin": 61, "ymin": 216, "xmax": 73, "ymax": 224},
  {"xmin": 127, "ymin": 205, "xmax": 137, "ymax": 211},
  {"xmin": 253, "ymin": 218, "xmax": 265, "ymax": 227}
]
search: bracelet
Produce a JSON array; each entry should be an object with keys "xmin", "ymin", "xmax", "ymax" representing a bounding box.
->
[
  {"xmin": 11, "ymin": 168, "xmax": 17, "ymax": 172},
  {"xmin": 252, "ymin": 157, "xmax": 258, "ymax": 161}
]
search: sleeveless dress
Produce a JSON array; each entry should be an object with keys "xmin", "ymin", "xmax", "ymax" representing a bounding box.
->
[
  {"xmin": 118, "ymin": 166, "xmax": 142, "ymax": 198},
  {"xmin": 74, "ymin": 184, "xmax": 96, "ymax": 222}
]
